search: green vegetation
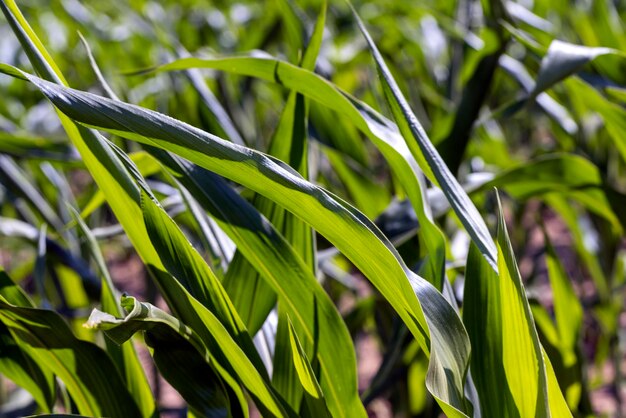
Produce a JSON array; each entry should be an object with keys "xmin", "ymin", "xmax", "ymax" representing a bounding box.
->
[{"xmin": 0, "ymin": 0, "xmax": 624, "ymax": 416}]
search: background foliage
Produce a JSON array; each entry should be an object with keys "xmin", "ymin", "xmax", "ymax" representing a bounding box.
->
[{"xmin": 0, "ymin": 0, "xmax": 625, "ymax": 416}]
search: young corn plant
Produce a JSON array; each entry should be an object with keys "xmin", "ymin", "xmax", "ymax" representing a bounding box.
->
[{"xmin": 0, "ymin": 0, "xmax": 625, "ymax": 416}]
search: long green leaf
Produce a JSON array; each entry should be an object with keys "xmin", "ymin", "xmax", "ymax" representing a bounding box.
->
[
  {"xmin": 152, "ymin": 151, "xmax": 362, "ymax": 417},
  {"xmin": 352, "ymin": 7, "xmax": 498, "ymax": 273},
  {"xmin": 134, "ymin": 53, "xmax": 449, "ymax": 285},
  {"xmin": 0, "ymin": 298, "xmax": 141, "ymax": 416},
  {"xmin": 70, "ymin": 208, "xmax": 156, "ymax": 418},
  {"xmin": 224, "ymin": 1, "xmax": 324, "ymax": 332},
  {"xmin": 85, "ymin": 296, "xmax": 246, "ymax": 418},
  {"xmin": 140, "ymin": 189, "xmax": 267, "ymax": 375},
  {"xmin": 263, "ymin": 5, "xmax": 323, "ymax": 413},
  {"xmin": 0, "ymin": 4, "xmax": 288, "ymax": 415},
  {"xmin": 530, "ymin": 40, "xmax": 622, "ymax": 97},
  {"xmin": 286, "ymin": 318, "xmax": 330, "ymax": 418},
  {"xmin": 463, "ymin": 192, "xmax": 572, "ymax": 417},
  {"xmin": 464, "ymin": 242, "xmax": 518, "ymax": 417},
  {"xmin": 0, "ymin": 64, "xmax": 471, "ymax": 418},
  {"xmin": 542, "ymin": 228, "xmax": 584, "ymax": 408},
  {"xmin": 0, "ymin": 271, "xmax": 54, "ymax": 412}
]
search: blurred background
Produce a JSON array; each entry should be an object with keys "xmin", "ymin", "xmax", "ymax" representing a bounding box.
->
[{"xmin": 1, "ymin": 0, "xmax": 626, "ymax": 417}]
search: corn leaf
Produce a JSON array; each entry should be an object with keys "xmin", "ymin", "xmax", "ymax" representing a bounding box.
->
[
  {"xmin": 152, "ymin": 151, "xmax": 360, "ymax": 416},
  {"xmin": 463, "ymin": 192, "xmax": 572, "ymax": 417},
  {"xmin": 86, "ymin": 295, "xmax": 248, "ymax": 418},
  {"xmin": 70, "ymin": 208, "xmax": 156, "ymax": 418},
  {"xmin": 135, "ymin": 53, "xmax": 448, "ymax": 286},
  {"xmin": 286, "ymin": 318, "xmax": 330, "ymax": 418},
  {"xmin": 542, "ymin": 230, "xmax": 585, "ymax": 408},
  {"xmin": 0, "ymin": 271, "xmax": 55, "ymax": 412},
  {"xmin": 0, "ymin": 64, "xmax": 472, "ymax": 418},
  {"xmin": 530, "ymin": 40, "xmax": 622, "ymax": 97},
  {"xmin": 0, "ymin": 4, "xmax": 288, "ymax": 415},
  {"xmin": 140, "ymin": 189, "xmax": 267, "ymax": 374},
  {"xmin": 263, "ymin": 4, "xmax": 323, "ymax": 412},
  {"xmin": 352, "ymin": 7, "xmax": 497, "ymax": 274},
  {"xmin": 0, "ymin": 298, "xmax": 142, "ymax": 416}
]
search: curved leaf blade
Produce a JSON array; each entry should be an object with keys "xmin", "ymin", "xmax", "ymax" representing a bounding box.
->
[
  {"xmin": 463, "ymin": 192, "xmax": 572, "ymax": 417},
  {"xmin": 140, "ymin": 189, "xmax": 268, "ymax": 375},
  {"xmin": 0, "ymin": 298, "xmax": 142, "ymax": 417},
  {"xmin": 153, "ymin": 152, "xmax": 361, "ymax": 417},
  {"xmin": 85, "ymin": 296, "xmax": 247, "ymax": 418},
  {"xmin": 530, "ymin": 40, "xmax": 621, "ymax": 97},
  {"xmin": 70, "ymin": 208, "xmax": 156, "ymax": 417},
  {"xmin": 0, "ymin": 271, "xmax": 54, "ymax": 412},
  {"xmin": 0, "ymin": 64, "xmax": 470, "ymax": 418},
  {"xmin": 352, "ymin": 7, "xmax": 497, "ymax": 273},
  {"xmin": 136, "ymin": 53, "xmax": 448, "ymax": 285}
]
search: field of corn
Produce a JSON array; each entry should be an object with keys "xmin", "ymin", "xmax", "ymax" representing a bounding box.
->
[{"xmin": 0, "ymin": 0, "xmax": 625, "ymax": 416}]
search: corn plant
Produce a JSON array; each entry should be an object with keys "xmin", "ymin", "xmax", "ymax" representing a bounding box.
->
[{"xmin": 0, "ymin": 0, "xmax": 625, "ymax": 416}]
